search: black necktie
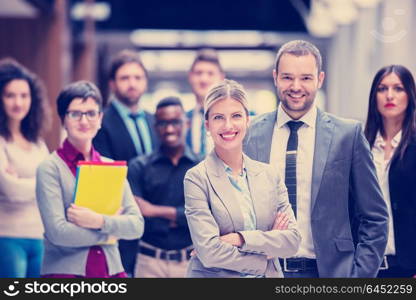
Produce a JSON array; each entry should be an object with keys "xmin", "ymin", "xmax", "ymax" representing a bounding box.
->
[
  {"xmin": 285, "ymin": 121, "xmax": 304, "ymax": 218},
  {"xmin": 128, "ymin": 113, "xmax": 146, "ymax": 155}
]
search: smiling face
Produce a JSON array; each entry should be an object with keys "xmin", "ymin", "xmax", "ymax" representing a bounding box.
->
[
  {"xmin": 376, "ymin": 72, "xmax": 408, "ymax": 123},
  {"xmin": 273, "ymin": 53, "xmax": 324, "ymax": 120},
  {"xmin": 2, "ymin": 79, "xmax": 31, "ymax": 123},
  {"xmin": 64, "ymin": 97, "xmax": 103, "ymax": 146},
  {"xmin": 205, "ymin": 97, "xmax": 249, "ymax": 152},
  {"xmin": 155, "ymin": 104, "xmax": 187, "ymax": 148}
]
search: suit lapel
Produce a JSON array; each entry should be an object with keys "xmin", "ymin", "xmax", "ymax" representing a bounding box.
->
[
  {"xmin": 107, "ymin": 104, "xmax": 138, "ymax": 159},
  {"xmin": 145, "ymin": 112, "xmax": 159, "ymax": 149},
  {"xmin": 252, "ymin": 111, "xmax": 276, "ymax": 163},
  {"xmin": 244, "ymin": 154, "xmax": 269, "ymax": 230},
  {"xmin": 205, "ymin": 151, "xmax": 244, "ymax": 231},
  {"xmin": 311, "ymin": 109, "xmax": 334, "ymax": 211}
]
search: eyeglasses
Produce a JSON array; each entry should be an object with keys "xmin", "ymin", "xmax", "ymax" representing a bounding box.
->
[
  {"xmin": 155, "ymin": 119, "xmax": 183, "ymax": 129},
  {"xmin": 66, "ymin": 110, "xmax": 100, "ymax": 121}
]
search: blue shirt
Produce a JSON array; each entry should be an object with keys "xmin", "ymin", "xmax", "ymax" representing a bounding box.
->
[
  {"xmin": 222, "ymin": 161, "xmax": 263, "ymax": 278},
  {"xmin": 223, "ymin": 164, "xmax": 257, "ymax": 231}
]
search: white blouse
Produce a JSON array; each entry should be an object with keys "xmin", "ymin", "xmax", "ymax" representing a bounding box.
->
[
  {"xmin": 371, "ymin": 131, "xmax": 401, "ymax": 256},
  {"xmin": 0, "ymin": 136, "xmax": 49, "ymax": 238}
]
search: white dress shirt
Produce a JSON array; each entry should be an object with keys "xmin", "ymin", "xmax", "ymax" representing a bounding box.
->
[
  {"xmin": 270, "ymin": 104, "xmax": 317, "ymax": 258},
  {"xmin": 371, "ymin": 131, "xmax": 400, "ymax": 256}
]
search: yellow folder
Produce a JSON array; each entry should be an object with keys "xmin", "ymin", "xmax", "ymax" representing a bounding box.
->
[{"xmin": 73, "ymin": 161, "xmax": 127, "ymax": 216}]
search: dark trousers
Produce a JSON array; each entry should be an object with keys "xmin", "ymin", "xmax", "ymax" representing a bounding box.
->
[
  {"xmin": 378, "ymin": 267, "xmax": 416, "ymax": 278},
  {"xmin": 118, "ymin": 239, "xmax": 139, "ymax": 277},
  {"xmin": 279, "ymin": 258, "xmax": 319, "ymax": 278},
  {"xmin": 283, "ymin": 269, "xmax": 319, "ymax": 278}
]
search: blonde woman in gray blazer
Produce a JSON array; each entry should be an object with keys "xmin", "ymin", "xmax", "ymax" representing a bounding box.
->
[{"xmin": 184, "ymin": 80, "xmax": 300, "ymax": 278}]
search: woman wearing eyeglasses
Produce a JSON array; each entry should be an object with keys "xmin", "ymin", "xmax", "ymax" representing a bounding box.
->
[
  {"xmin": 0, "ymin": 58, "xmax": 50, "ymax": 278},
  {"xmin": 184, "ymin": 79, "xmax": 300, "ymax": 278},
  {"xmin": 36, "ymin": 81, "xmax": 144, "ymax": 278}
]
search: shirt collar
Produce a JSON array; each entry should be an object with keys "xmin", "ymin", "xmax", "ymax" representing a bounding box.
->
[
  {"xmin": 57, "ymin": 139, "xmax": 101, "ymax": 176},
  {"xmin": 374, "ymin": 130, "xmax": 402, "ymax": 149},
  {"xmin": 276, "ymin": 103, "xmax": 317, "ymax": 129},
  {"xmin": 150, "ymin": 146, "xmax": 200, "ymax": 164},
  {"xmin": 193, "ymin": 102, "xmax": 204, "ymax": 115},
  {"xmin": 221, "ymin": 157, "xmax": 247, "ymax": 178},
  {"xmin": 112, "ymin": 99, "xmax": 145, "ymax": 119},
  {"xmin": 392, "ymin": 130, "xmax": 402, "ymax": 147}
]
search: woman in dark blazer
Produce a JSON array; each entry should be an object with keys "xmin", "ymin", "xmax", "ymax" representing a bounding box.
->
[{"xmin": 365, "ymin": 65, "xmax": 416, "ymax": 277}]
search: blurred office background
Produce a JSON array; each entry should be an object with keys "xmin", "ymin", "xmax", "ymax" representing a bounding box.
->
[{"xmin": 0, "ymin": 0, "xmax": 415, "ymax": 150}]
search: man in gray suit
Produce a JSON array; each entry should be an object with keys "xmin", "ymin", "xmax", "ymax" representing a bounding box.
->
[{"xmin": 243, "ymin": 40, "xmax": 388, "ymax": 278}]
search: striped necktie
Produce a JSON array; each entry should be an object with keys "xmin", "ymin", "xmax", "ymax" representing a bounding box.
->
[{"xmin": 285, "ymin": 120, "xmax": 304, "ymax": 218}]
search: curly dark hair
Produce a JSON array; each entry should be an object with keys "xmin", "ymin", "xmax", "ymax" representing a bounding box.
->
[{"xmin": 0, "ymin": 58, "xmax": 50, "ymax": 142}]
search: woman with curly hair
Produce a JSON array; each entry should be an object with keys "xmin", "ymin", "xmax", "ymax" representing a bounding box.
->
[{"xmin": 0, "ymin": 58, "xmax": 50, "ymax": 277}]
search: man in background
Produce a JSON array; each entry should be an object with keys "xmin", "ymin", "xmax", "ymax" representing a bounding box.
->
[
  {"xmin": 93, "ymin": 49, "xmax": 159, "ymax": 276},
  {"xmin": 128, "ymin": 97, "xmax": 200, "ymax": 277},
  {"xmin": 186, "ymin": 49, "xmax": 224, "ymax": 157}
]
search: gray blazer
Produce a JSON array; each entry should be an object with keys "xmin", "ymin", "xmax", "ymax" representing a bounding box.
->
[
  {"xmin": 36, "ymin": 152, "xmax": 144, "ymax": 276},
  {"xmin": 243, "ymin": 108, "xmax": 389, "ymax": 277},
  {"xmin": 184, "ymin": 151, "xmax": 300, "ymax": 278}
]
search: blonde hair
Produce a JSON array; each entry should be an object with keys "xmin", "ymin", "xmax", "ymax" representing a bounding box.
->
[{"xmin": 204, "ymin": 79, "xmax": 249, "ymax": 120}]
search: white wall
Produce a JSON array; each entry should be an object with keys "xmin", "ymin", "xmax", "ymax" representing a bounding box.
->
[{"xmin": 325, "ymin": 0, "xmax": 416, "ymax": 122}]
